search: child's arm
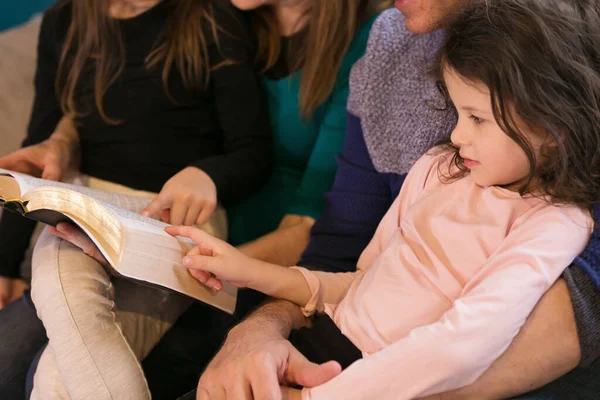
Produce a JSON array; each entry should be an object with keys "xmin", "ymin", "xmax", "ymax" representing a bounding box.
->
[
  {"xmin": 299, "ymin": 205, "xmax": 592, "ymax": 400},
  {"xmin": 166, "ymin": 226, "xmax": 317, "ymax": 308}
]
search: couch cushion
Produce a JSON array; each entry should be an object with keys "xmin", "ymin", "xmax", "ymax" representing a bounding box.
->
[{"xmin": 0, "ymin": 16, "xmax": 41, "ymax": 156}]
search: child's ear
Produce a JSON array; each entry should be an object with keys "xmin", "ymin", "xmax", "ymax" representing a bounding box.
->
[{"xmin": 544, "ymin": 135, "xmax": 559, "ymax": 148}]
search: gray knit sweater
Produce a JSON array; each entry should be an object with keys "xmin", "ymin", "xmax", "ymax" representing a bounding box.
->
[{"xmin": 348, "ymin": 9, "xmax": 453, "ymax": 175}]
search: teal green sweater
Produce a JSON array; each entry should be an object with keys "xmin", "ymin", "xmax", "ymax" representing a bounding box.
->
[{"xmin": 228, "ymin": 15, "xmax": 379, "ymax": 246}]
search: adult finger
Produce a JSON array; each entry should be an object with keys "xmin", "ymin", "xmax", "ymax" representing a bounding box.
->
[
  {"xmin": 286, "ymin": 347, "xmax": 341, "ymax": 388},
  {"xmin": 41, "ymin": 160, "xmax": 63, "ymax": 181},
  {"xmin": 52, "ymin": 223, "xmax": 106, "ymax": 264},
  {"xmin": 203, "ymin": 385, "xmax": 227, "ymax": 400},
  {"xmin": 0, "ymin": 151, "xmax": 24, "ymax": 170},
  {"xmin": 226, "ymin": 369, "xmax": 254, "ymax": 400},
  {"xmin": 248, "ymin": 356, "xmax": 282, "ymax": 400},
  {"xmin": 197, "ymin": 387, "xmax": 210, "ymax": 400}
]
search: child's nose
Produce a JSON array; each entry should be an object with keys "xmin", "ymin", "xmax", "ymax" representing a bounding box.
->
[{"xmin": 450, "ymin": 125, "xmax": 471, "ymax": 147}]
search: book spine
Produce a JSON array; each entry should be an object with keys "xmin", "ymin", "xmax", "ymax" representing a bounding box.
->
[{"xmin": 0, "ymin": 198, "xmax": 30, "ymax": 215}]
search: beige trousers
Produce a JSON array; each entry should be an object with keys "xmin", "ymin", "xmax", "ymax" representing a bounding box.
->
[{"xmin": 29, "ymin": 177, "xmax": 227, "ymax": 400}]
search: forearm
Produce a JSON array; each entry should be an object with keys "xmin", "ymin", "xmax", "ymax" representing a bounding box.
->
[
  {"xmin": 50, "ymin": 115, "xmax": 78, "ymax": 144},
  {"xmin": 230, "ymin": 298, "xmax": 309, "ymax": 340},
  {"xmin": 246, "ymin": 260, "xmax": 314, "ymax": 309},
  {"xmin": 421, "ymin": 278, "xmax": 580, "ymax": 400},
  {"xmin": 238, "ymin": 214, "xmax": 314, "ymax": 266}
]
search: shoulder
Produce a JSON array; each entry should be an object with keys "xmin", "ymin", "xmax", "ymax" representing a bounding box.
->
[
  {"xmin": 348, "ymin": 8, "xmax": 446, "ymax": 115},
  {"xmin": 39, "ymin": 1, "xmax": 71, "ymax": 49},
  {"xmin": 400, "ymin": 147, "xmax": 449, "ymax": 191},
  {"xmin": 210, "ymin": 1, "xmax": 253, "ymax": 62},
  {"xmin": 519, "ymin": 200, "xmax": 593, "ymax": 233}
]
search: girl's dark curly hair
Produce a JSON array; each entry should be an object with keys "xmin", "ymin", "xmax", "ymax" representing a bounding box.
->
[{"xmin": 434, "ymin": 0, "xmax": 600, "ymax": 210}]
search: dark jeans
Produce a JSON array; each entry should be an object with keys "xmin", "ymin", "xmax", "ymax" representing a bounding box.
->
[{"xmin": 0, "ymin": 290, "xmax": 47, "ymax": 399}]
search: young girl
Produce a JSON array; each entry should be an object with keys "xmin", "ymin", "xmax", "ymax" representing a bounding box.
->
[
  {"xmin": 0, "ymin": 0, "xmax": 271, "ymax": 398},
  {"xmin": 168, "ymin": 0, "xmax": 600, "ymax": 398}
]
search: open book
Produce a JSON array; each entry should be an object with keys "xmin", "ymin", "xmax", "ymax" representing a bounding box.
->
[{"xmin": 0, "ymin": 169, "xmax": 237, "ymax": 314}]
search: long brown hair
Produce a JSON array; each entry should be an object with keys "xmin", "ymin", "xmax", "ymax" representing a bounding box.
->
[
  {"xmin": 251, "ymin": 0, "xmax": 392, "ymax": 119},
  {"xmin": 434, "ymin": 0, "xmax": 600, "ymax": 210},
  {"xmin": 53, "ymin": 0, "xmax": 234, "ymax": 123}
]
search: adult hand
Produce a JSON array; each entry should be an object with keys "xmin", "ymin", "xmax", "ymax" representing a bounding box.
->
[
  {"xmin": 166, "ymin": 225, "xmax": 260, "ymax": 291},
  {"xmin": 0, "ymin": 276, "xmax": 27, "ymax": 309},
  {"xmin": 47, "ymin": 223, "xmax": 109, "ymax": 266},
  {"xmin": 197, "ymin": 324, "xmax": 341, "ymax": 400},
  {"xmin": 142, "ymin": 167, "xmax": 217, "ymax": 226},
  {"xmin": 0, "ymin": 116, "xmax": 79, "ymax": 180},
  {"xmin": 0, "ymin": 138, "xmax": 75, "ymax": 181}
]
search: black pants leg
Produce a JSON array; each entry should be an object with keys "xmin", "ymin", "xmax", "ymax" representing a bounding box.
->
[
  {"xmin": 175, "ymin": 313, "xmax": 360, "ymax": 400},
  {"xmin": 143, "ymin": 289, "xmax": 265, "ymax": 400}
]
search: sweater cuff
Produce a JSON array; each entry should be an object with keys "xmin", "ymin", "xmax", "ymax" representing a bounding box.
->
[
  {"xmin": 290, "ymin": 266, "xmax": 321, "ymax": 317},
  {"xmin": 562, "ymin": 265, "xmax": 600, "ymax": 367}
]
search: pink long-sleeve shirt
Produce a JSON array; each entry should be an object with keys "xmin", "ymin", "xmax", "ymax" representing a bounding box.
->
[{"xmin": 297, "ymin": 151, "xmax": 592, "ymax": 400}]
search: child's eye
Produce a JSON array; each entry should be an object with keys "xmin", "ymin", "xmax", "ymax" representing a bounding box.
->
[{"xmin": 469, "ymin": 115, "xmax": 484, "ymax": 124}]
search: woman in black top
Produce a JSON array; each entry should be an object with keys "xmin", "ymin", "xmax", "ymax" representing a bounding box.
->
[
  {"xmin": 0, "ymin": 0, "xmax": 271, "ymax": 398},
  {"xmin": 0, "ymin": 0, "xmax": 271, "ymax": 301}
]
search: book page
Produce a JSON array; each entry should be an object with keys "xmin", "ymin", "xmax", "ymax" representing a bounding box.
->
[
  {"xmin": 118, "ymin": 227, "xmax": 237, "ymax": 314},
  {"xmin": 0, "ymin": 169, "xmax": 151, "ymax": 213}
]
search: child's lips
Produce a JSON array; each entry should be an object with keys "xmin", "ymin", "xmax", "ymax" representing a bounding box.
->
[{"xmin": 463, "ymin": 158, "xmax": 480, "ymax": 168}]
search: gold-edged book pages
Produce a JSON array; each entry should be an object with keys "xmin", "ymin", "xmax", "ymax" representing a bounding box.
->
[{"xmin": 0, "ymin": 169, "xmax": 237, "ymax": 314}]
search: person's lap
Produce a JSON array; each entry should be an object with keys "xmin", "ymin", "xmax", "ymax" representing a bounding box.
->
[
  {"xmin": 0, "ymin": 290, "xmax": 47, "ymax": 399},
  {"xmin": 157, "ymin": 310, "xmax": 600, "ymax": 400},
  {"xmin": 141, "ymin": 295, "xmax": 261, "ymax": 400},
  {"xmin": 6, "ymin": 292, "xmax": 595, "ymax": 400},
  {"xmin": 173, "ymin": 352, "xmax": 600, "ymax": 400},
  {"xmin": 510, "ymin": 358, "xmax": 600, "ymax": 400}
]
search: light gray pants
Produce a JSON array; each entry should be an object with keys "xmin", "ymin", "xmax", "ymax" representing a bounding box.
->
[{"xmin": 29, "ymin": 177, "xmax": 227, "ymax": 400}]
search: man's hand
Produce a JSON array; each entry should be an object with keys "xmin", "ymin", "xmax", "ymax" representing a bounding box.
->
[
  {"xmin": 0, "ymin": 276, "xmax": 28, "ymax": 309},
  {"xmin": 197, "ymin": 322, "xmax": 341, "ymax": 400}
]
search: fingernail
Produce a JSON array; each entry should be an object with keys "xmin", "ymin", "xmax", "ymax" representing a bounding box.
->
[
  {"xmin": 183, "ymin": 257, "xmax": 191, "ymax": 266},
  {"xmin": 141, "ymin": 211, "xmax": 149, "ymax": 217}
]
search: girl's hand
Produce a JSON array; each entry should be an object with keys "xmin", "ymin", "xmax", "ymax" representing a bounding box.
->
[
  {"xmin": 142, "ymin": 167, "xmax": 217, "ymax": 226},
  {"xmin": 47, "ymin": 223, "xmax": 109, "ymax": 267},
  {"xmin": 165, "ymin": 226, "xmax": 262, "ymax": 292}
]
